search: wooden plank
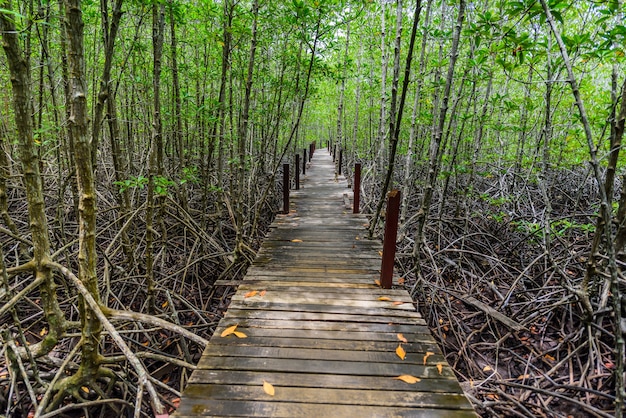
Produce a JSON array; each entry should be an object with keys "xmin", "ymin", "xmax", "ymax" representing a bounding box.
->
[
  {"xmin": 200, "ymin": 346, "xmax": 447, "ymax": 366},
  {"xmin": 217, "ymin": 318, "xmax": 426, "ymax": 333},
  {"xmin": 212, "ymin": 326, "xmax": 432, "ymax": 342},
  {"xmin": 214, "ymin": 280, "xmax": 380, "ymax": 289},
  {"xmin": 187, "ymin": 370, "xmax": 461, "ymax": 392},
  {"xmin": 208, "ymin": 336, "xmax": 441, "ymax": 353},
  {"xmin": 179, "ymin": 384, "xmax": 473, "ymax": 409},
  {"xmin": 232, "ymin": 291, "xmax": 415, "ymax": 310},
  {"xmin": 227, "ymin": 301, "xmax": 421, "ymax": 317},
  {"xmin": 229, "ymin": 285, "xmax": 409, "ymax": 296},
  {"xmin": 223, "ymin": 308, "xmax": 424, "ymax": 324},
  {"xmin": 195, "ymin": 356, "xmax": 456, "ymax": 379},
  {"xmin": 176, "ymin": 401, "xmax": 478, "ymax": 417}
]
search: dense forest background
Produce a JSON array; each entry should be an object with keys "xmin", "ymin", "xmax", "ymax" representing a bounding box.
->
[{"xmin": 1, "ymin": 0, "xmax": 625, "ymax": 416}]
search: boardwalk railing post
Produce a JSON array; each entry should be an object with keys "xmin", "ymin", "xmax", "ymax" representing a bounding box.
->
[
  {"xmin": 333, "ymin": 145, "xmax": 336, "ymax": 161},
  {"xmin": 380, "ymin": 190, "xmax": 401, "ymax": 289},
  {"xmin": 282, "ymin": 164, "xmax": 289, "ymax": 214},
  {"xmin": 295, "ymin": 154, "xmax": 300, "ymax": 190},
  {"xmin": 338, "ymin": 149, "xmax": 343, "ymax": 175},
  {"xmin": 309, "ymin": 143, "xmax": 313, "ymax": 161},
  {"xmin": 353, "ymin": 163, "xmax": 361, "ymax": 214},
  {"xmin": 303, "ymin": 149, "xmax": 307, "ymax": 176}
]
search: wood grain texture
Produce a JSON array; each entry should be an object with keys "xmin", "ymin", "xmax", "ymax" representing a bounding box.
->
[{"xmin": 175, "ymin": 150, "xmax": 476, "ymax": 417}]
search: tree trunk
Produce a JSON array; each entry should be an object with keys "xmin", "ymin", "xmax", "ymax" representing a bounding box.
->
[
  {"xmin": 63, "ymin": 0, "xmax": 102, "ymax": 384},
  {"xmin": 0, "ymin": 0, "xmax": 64, "ymax": 358},
  {"xmin": 411, "ymin": 0, "xmax": 466, "ymax": 278}
]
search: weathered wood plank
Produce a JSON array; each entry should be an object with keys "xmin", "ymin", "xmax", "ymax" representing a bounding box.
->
[
  {"xmin": 187, "ymin": 370, "xmax": 462, "ymax": 392},
  {"xmin": 200, "ymin": 345, "xmax": 447, "ymax": 365},
  {"xmin": 217, "ymin": 318, "xmax": 426, "ymax": 333},
  {"xmin": 223, "ymin": 308, "xmax": 424, "ymax": 324},
  {"xmin": 228, "ymin": 301, "xmax": 419, "ymax": 317},
  {"xmin": 180, "ymin": 385, "xmax": 473, "ymax": 408},
  {"xmin": 208, "ymin": 336, "xmax": 441, "ymax": 353},
  {"xmin": 195, "ymin": 356, "xmax": 456, "ymax": 379},
  {"xmin": 211, "ymin": 327, "xmax": 434, "ymax": 342},
  {"xmin": 176, "ymin": 401, "xmax": 478, "ymax": 417}
]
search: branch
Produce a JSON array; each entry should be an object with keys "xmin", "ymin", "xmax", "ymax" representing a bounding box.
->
[
  {"xmin": 103, "ymin": 308, "xmax": 208, "ymax": 347},
  {"xmin": 46, "ymin": 261, "xmax": 165, "ymax": 415}
]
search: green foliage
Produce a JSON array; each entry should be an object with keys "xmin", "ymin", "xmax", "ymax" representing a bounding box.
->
[
  {"xmin": 154, "ymin": 176, "xmax": 176, "ymax": 196},
  {"xmin": 180, "ymin": 166, "xmax": 200, "ymax": 185},
  {"xmin": 114, "ymin": 176, "xmax": 148, "ymax": 193}
]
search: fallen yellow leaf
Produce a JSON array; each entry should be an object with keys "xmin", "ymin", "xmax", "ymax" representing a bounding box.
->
[
  {"xmin": 398, "ymin": 277, "xmax": 405, "ymax": 285},
  {"xmin": 397, "ymin": 333, "xmax": 408, "ymax": 343},
  {"xmin": 374, "ymin": 279, "xmax": 381, "ymax": 286},
  {"xmin": 40, "ymin": 328, "xmax": 47, "ymax": 337},
  {"xmin": 378, "ymin": 296, "xmax": 391, "ymax": 301},
  {"xmin": 396, "ymin": 344, "xmax": 406, "ymax": 360},
  {"xmin": 291, "ymin": 239, "xmax": 303, "ymax": 243},
  {"xmin": 221, "ymin": 324, "xmax": 238, "ymax": 337},
  {"xmin": 81, "ymin": 386, "xmax": 89, "ymax": 393},
  {"xmin": 161, "ymin": 300, "xmax": 168, "ymax": 308},
  {"xmin": 378, "ymin": 250, "xmax": 383, "ymax": 256},
  {"xmin": 259, "ymin": 290, "xmax": 267, "ymax": 297},
  {"xmin": 437, "ymin": 363, "xmax": 443, "ymax": 375},
  {"xmin": 423, "ymin": 351, "xmax": 434, "ymax": 365},
  {"xmin": 263, "ymin": 380, "xmax": 275, "ymax": 396},
  {"xmin": 517, "ymin": 374, "xmax": 530, "ymax": 380},
  {"xmin": 233, "ymin": 331, "xmax": 248, "ymax": 338},
  {"xmin": 483, "ymin": 365, "xmax": 493, "ymax": 372},
  {"xmin": 244, "ymin": 290, "xmax": 258, "ymax": 298},
  {"xmin": 394, "ymin": 375, "xmax": 420, "ymax": 384},
  {"xmin": 392, "ymin": 301, "xmax": 405, "ymax": 305}
]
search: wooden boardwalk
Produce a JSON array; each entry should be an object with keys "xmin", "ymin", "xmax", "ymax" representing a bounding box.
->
[{"xmin": 175, "ymin": 149, "xmax": 475, "ymax": 417}]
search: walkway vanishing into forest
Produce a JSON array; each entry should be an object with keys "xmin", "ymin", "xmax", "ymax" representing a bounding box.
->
[{"xmin": 174, "ymin": 149, "xmax": 475, "ymax": 417}]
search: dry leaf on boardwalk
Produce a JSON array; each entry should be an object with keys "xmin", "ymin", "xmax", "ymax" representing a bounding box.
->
[
  {"xmin": 392, "ymin": 301, "xmax": 405, "ymax": 305},
  {"xmin": 263, "ymin": 380, "xmax": 275, "ymax": 396},
  {"xmin": 291, "ymin": 239, "xmax": 303, "ymax": 242},
  {"xmin": 259, "ymin": 290, "xmax": 267, "ymax": 297},
  {"xmin": 398, "ymin": 277, "xmax": 405, "ymax": 285},
  {"xmin": 374, "ymin": 279, "xmax": 381, "ymax": 286},
  {"xmin": 437, "ymin": 363, "xmax": 443, "ymax": 375},
  {"xmin": 397, "ymin": 333, "xmax": 408, "ymax": 343},
  {"xmin": 396, "ymin": 344, "xmax": 406, "ymax": 360},
  {"xmin": 423, "ymin": 351, "xmax": 434, "ymax": 365},
  {"xmin": 233, "ymin": 331, "xmax": 248, "ymax": 338},
  {"xmin": 394, "ymin": 375, "xmax": 420, "ymax": 384},
  {"xmin": 244, "ymin": 290, "xmax": 258, "ymax": 298},
  {"xmin": 378, "ymin": 296, "xmax": 391, "ymax": 301},
  {"xmin": 220, "ymin": 324, "xmax": 238, "ymax": 337}
]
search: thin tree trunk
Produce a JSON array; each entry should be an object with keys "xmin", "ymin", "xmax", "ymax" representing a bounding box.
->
[
  {"xmin": 0, "ymin": 0, "xmax": 65, "ymax": 358},
  {"xmin": 145, "ymin": 2, "xmax": 165, "ymax": 313},
  {"xmin": 169, "ymin": 0, "xmax": 189, "ymax": 214},
  {"xmin": 369, "ymin": 0, "xmax": 422, "ymax": 238},
  {"xmin": 63, "ymin": 0, "xmax": 102, "ymax": 384},
  {"xmin": 539, "ymin": 1, "xmax": 624, "ymax": 414},
  {"xmin": 411, "ymin": 0, "xmax": 466, "ymax": 276}
]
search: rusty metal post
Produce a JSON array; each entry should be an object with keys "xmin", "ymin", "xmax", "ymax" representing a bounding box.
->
[
  {"xmin": 302, "ymin": 149, "xmax": 306, "ymax": 175},
  {"xmin": 295, "ymin": 154, "xmax": 300, "ymax": 190},
  {"xmin": 380, "ymin": 190, "xmax": 401, "ymax": 289},
  {"xmin": 338, "ymin": 149, "xmax": 343, "ymax": 175},
  {"xmin": 353, "ymin": 163, "xmax": 361, "ymax": 214},
  {"xmin": 282, "ymin": 164, "xmax": 289, "ymax": 214}
]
